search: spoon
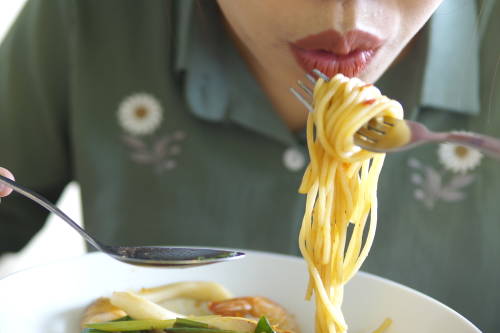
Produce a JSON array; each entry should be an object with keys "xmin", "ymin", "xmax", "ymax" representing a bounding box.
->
[{"xmin": 0, "ymin": 175, "xmax": 245, "ymax": 267}]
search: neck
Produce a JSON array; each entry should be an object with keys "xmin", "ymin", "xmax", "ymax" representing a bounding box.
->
[
  {"xmin": 221, "ymin": 19, "xmax": 308, "ymax": 132},
  {"xmin": 247, "ymin": 59, "xmax": 310, "ymax": 132}
]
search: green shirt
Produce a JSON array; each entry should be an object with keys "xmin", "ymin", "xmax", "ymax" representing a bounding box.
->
[{"xmin": 0, "ymin": 0, "xmax": 499, "ymax": 331}]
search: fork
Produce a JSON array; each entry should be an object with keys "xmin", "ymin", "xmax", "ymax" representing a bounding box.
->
[{"xmin": 290, "ymin": 69, "xmax": 500, "ymax": 160}]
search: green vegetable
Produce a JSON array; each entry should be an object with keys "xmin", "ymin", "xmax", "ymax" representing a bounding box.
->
[
  {"xmin": 81, "ymin": 316, "xmax": 136, "ymax": 333},
  {"xmin": 81, "ymin": 329, "xmax": 109, "ymax": 333},
  {"xmin": 174, "ymin": 318, "xmax": 210, "ymax": 328},
  {"xmin": 84, "ymin": 316, "xmax": 253, "ymax": 333},
  {"xmin": 84, "ymin": 318, "xmax": 175, "ymax": 331},
  {"xmin": 167, "ymin": 318, "xmax": 243, "ymax": 332},
  {"xmin": 165, "ymin": 328, "xmax": 241, "ymax": 333},
  {"xmin": 254, "ymin": 317, "xmax": 276, "ymax": 333}
]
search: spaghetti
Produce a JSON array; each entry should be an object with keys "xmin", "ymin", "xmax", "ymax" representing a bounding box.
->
[{"xmin": 298, "ymin": 73, "xmax": 403, "ymax": 333}]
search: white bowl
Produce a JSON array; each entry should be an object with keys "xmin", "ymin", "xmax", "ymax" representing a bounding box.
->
[{"xmin": 0, "ymin": 250, "xmax": 480, "ymax": 333}]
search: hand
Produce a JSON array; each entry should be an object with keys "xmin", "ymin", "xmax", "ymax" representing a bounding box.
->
[{"xmin": 0, "ymin": 167, "xmax": 15, "ymax": 197}]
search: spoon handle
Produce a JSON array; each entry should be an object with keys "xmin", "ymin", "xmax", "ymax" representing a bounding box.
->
[{"xmin": 0, "ymin": 175, "xmax": 102, "ymax": 251}]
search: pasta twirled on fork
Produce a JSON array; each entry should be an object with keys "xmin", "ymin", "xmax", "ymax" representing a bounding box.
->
[{"xmin": 298, "ymin": 73, "xmax": 403, "ymax": 333}]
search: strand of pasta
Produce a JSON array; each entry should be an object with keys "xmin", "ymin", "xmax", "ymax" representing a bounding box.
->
[{"xmin": 298, "ymin": 73, "xmax": 403, "ymax": 333}]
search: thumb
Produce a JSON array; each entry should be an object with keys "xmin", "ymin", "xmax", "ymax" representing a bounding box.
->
[{"xmin": 0, "ymin": 167, "xmax": 15, "ymax": 197}]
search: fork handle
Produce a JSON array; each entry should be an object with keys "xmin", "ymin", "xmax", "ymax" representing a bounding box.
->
[{"xmin": 444, "ymin": 132, "xmax": 500, "ymax": 160}]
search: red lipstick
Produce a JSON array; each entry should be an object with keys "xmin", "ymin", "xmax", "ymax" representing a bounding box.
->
[{"xmin": 290, "ymin": 29, "xmax": 383, "ymax": 78}]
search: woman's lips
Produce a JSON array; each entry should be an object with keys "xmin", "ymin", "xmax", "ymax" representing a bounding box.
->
[{"xmin": 290, "ymin": 29, "xmax": 383, "ymax": 78}]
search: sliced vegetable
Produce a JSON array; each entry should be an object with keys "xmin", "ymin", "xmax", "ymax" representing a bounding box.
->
[
  {"xmin": 174, "ymin": 318, "xmax": 210, "ymax": 328},
  {"xmin": 139, "ymin": 281, "xmax": 233, "ymax": 303},
  {"xmin": 84, "ymin": 315, "xmax": 260, "ymax": 333},
  {"xmin": 81, "ymin": 329, "xmax": 109, "ymax": 333},
  {"xmin": 111, "ymin": 291, "xmax": 182, "ymax": 320},
  {"xmin": 194, "ymin": 316, "xmax": 257, "ymax": 332},
  {"xmin": 85, "ymin": 318, "xmax": 175, "ymax": 331},
  {"xmin": 254, "ymin": 317, "xmax": 276, "ymax": 333},
  {"xmin": 81, "ymin": 316, "xmax": 136, "ymax": 333},
  {"xmin": 165, "ymin": 328, "xmax": 241, "ymax": 333},
  {"xmin": 81, "ymin": 297, "xmax": 128, "ymax": 327}
]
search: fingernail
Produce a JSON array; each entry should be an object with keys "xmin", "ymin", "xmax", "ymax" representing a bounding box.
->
[{"xmin": 0, "ymin": 184, "xmax": 5, "ymax": 192}]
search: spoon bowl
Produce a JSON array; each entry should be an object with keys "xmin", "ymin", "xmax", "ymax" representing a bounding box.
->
[
  {"xmin": 0, "ymin": 175, "xmax": 244, "ymax": 267},
  {"xmin": 107, "ymin": 245, "xmax": 244, "ymax": 267}
]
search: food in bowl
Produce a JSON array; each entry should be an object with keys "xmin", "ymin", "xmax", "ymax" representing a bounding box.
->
[{"xmin": 81, "ymin": 281, "xmax": 300, "ymax": 333}]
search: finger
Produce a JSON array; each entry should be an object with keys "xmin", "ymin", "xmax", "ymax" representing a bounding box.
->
[{"xmin": 0, "ymin": 167, "xmax": 15, "ymax": 197}]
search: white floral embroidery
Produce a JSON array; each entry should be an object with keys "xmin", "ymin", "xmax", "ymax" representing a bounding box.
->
[
  {"xmin": 408, "ymin": 157, "xmax": 476, "ymax": 209},
  {"xmin": 117, "ymin": 93, "xmax": 186, "ymax": 173},
  {"xmin": 122, "ymin": 130, "xmax": 186, "ymax": 173},
  {"xmin": 438, "ymin": 141, "xmax": 483, "ymax": 174},
  {"xmin": 118, "ymin": 93, "xmax": 163, "ymax": 136}
]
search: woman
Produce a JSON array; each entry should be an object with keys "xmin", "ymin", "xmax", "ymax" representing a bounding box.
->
[{"xmin": 1, "ymin": 0, "xmax": 499, "ymax": 331}]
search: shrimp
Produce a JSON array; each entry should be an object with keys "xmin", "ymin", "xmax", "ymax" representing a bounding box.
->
[{"xmin": 209, "ymin": 297, "xmax": 300, "ymax": 333}]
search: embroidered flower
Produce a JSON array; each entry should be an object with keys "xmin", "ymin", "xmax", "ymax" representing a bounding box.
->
[
  {"xmin": 408, "ymin": 154, "xmax": 477, "ymax": 209},
  {"xmin": 438, "ymin": 141, "xmax": 483, "ymax": 174},
  {"xmin": 117, "ymin": 93, "xmax": 187, "ymax": 173},
  {"xmin": 122, "ymin": 130, "xmax": 186, "ymax": 173},
  {"xmin": 118, "ymin": 93, "xmax": 163, "ymax": 136}
]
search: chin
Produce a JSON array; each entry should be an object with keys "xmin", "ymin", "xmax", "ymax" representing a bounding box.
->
[{"xmin": 357, "ymin": 55, "xmax": 397, "ymax": 83}]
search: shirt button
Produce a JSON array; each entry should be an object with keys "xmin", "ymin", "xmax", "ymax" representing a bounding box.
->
[{"xmin": 283, "ymin": 147, "xmax": 306, "ymax": 171}]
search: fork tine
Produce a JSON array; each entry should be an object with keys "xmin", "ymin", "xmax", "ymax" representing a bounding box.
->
[
  {"xmin": 369, "ymin": 117, "xmax": 395, "ymax": 129},
  {"xmin": 290, "ymin": 70, "xmax": 329, "ymax": 113},
  {"xmin": 297, "ymin": 80, "xmax": 313, "ymax": 96},
  {"xmin": 355, "ymin": 133, "xmax": 378, "ymax": 144},
  {"xmin": 368, "ymin": 118, "xmax": 394, "ymax": 133},
  {"xmin": 356, "ymin": 127, "xmax": 379, "ymax": 142},
  {"xmin": 290, "ymin": 87, "xmax": 314, "ymax": 112},
  {"xmin": 367, "ymin": 124, "xmax": 386, "ymax": 135},
  {"xmin": 306, "ymin": 73, "xmax": 316, "ymax": 84},
  {"xmin": 312, "ymin": 69, "xmax": 330, "ymax": 81},
  {"xmin": 383, "ymin": 117, "xmax": 396, "ymax": 127}
]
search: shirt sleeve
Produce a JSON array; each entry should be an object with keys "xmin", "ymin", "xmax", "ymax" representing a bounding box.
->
[{"xmin": 0, "ymin": 0, "xmax": 73, "ymax": 253}]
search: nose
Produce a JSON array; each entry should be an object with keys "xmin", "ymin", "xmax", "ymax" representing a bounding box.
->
[{"xmin": 325, "ymin": 0, "xmax": 361, "ymax": 33}]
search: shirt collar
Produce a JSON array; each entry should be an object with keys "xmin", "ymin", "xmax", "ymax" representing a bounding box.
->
[
  {"xmin": 173, "ymin": 0, "xmax": 194, "ymax": 73},
  {"xmin": 175, "ymin": 0, "xmax": 485, "ymax": 132},
  {"xmin": 173, "ymin": 0, "xmax": 297, "ymax": 146},
  {"xmin": 420, "ymin": 0, "xmax": 481, "ymax": 115}
]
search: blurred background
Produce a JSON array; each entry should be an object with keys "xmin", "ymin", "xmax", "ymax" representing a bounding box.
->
[{"xmin": 0, "ymin": 0, "xmax": 85, "ymax": 278}]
